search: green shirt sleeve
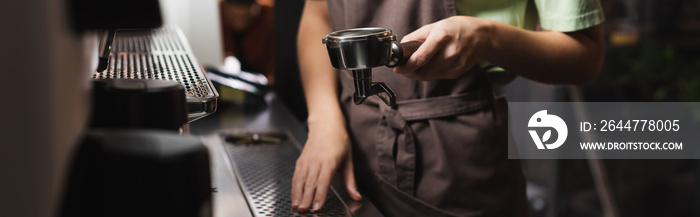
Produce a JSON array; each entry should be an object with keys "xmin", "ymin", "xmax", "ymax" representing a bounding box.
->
[{"xmin": 534, "ymin": 0, "xmax": 605, "ymax": 32}]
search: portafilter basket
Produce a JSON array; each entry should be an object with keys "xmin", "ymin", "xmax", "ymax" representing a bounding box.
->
[{"xmin": 322, "ymin": 27, "xmax": 421, "ymax": 106}]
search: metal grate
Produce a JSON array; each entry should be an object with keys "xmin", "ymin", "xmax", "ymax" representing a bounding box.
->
[
  {"xmin": 223, "ymin": 129, "xmax": 349, "ymax": 217},
  {"xmin": 92, "ymin": 27, "xmax": 217, "ymax": 120}
]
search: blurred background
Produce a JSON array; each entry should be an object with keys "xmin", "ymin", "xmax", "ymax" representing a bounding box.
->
[{"xmin": 171, "ymin": 0, "xmax": 700, "ymax": 216}]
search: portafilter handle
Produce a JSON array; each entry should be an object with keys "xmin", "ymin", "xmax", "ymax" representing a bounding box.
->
[{"xmin": 386, "ymin": 41, "xmax": 423, "ymax": 67}]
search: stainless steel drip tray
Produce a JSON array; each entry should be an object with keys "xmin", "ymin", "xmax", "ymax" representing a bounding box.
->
[
  {"xmin": 220, "ymin": 128, "xmax": 347, "ymax": 217},
  {"xmin": 212, "ymin": 128, "xmax": 383, "ymax": 217}
]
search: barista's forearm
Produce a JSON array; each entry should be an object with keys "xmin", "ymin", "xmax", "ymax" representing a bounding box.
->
[
  {"xmin": 297, "ymin": 0, "xmax": 344, "ymax": 126},
  {"xmin": 484, "ymin": 20, "xmax": 604, "ymax": 85}
]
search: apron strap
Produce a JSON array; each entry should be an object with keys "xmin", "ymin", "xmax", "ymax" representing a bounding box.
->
[{"xmin": 376, "ymin": 88, "xmax": 494, "ymax": 195}]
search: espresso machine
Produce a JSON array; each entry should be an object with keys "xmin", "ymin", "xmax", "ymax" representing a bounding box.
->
[{"xmin": 0, "ymin": 0, "xmax": 218, "ymax": 216}]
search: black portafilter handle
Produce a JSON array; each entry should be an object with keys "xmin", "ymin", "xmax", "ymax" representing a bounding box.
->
[{"xmin": 386, "ymin": 40, "xmax": 423, "ymax": 67}]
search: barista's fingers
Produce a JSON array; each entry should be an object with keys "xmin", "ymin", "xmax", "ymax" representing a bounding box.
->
[
  {"xmin": 298, "ymin": 163, "xmax": 321, "ymax": 212},
  {"xmin": 413, "ymin": 47, "xmax": 462, "ymax": 80},
  {"xmin": 342, "ymin": 153, "xmax": 362, "ymax": 201},
  {"xmin": 311, "ymin": 164, "xmax": 335, "ymax": 212},
  {"xmin": 396, "ymin": 29, "xmax": 450, "ymax": 75},
  {"xmin": 291, "ymin": 160, "xmax": 309, "ymax": 209},
  {"xmin": 401, "ymin": 24, "xmax": 433, "ymax": 43}
]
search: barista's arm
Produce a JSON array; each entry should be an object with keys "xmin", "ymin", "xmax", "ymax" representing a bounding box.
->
[
  {"xmin": 292, "ymin": 0, "xmax": 362, "ymax": 213},
  {"xmin": 297, "ymin": 1, "xmax": 338, "ymax": 119},
  {"xmin": 394, "ymin": 16, "xmax": 604, "ymax": 85}
]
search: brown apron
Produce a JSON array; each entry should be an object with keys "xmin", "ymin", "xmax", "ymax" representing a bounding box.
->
[{"xmin": 327, "ymin": 0, "xmax": 528, "ymax": 216}]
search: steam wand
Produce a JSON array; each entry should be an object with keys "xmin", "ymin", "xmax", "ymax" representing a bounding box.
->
[{"xmin": 97, "ymin": 29, "xmax": 116, "ymax": 72}]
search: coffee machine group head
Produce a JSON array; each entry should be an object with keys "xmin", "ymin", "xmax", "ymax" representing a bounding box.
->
[{"xmin": 322, "ymin": 27, "xmax": 421, "ymax": 106}]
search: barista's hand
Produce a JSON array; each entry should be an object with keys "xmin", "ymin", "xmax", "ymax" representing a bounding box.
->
[
  {"xmin": 394, "ymin": 16, "xmax": 494, "ymax": 81},
  {"xmin": 291, "ymin": 121, "xmax": 362, "ymax": 213}
]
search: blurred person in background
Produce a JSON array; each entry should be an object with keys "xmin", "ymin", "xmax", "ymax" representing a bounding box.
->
[{"xmin": 219, "ymin": 0, "xmax": 275, "ymax": 84}]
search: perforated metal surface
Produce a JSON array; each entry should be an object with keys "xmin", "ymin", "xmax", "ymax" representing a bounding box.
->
[
  {"xmin": 92, "ymin": 27, "xmax": 217, "ymax": 120},
  {"xmin": 223, "ymin": 130, "xmax": 350, "ymax": 217}
]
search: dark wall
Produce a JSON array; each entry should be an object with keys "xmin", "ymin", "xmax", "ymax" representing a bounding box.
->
[{"xmin": 273, "ymin": 0, "xmax": 307, "ymax": 121}]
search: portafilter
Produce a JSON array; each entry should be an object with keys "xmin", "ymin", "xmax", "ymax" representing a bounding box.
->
[{"xmin": 322, "ymin": 27, "xmax": 421, "ymax": 106}]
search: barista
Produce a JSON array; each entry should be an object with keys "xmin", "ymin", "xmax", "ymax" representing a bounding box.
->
[{"xmin": 292, "ymin": 0, "xmax": 604, "ymax": 216}]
